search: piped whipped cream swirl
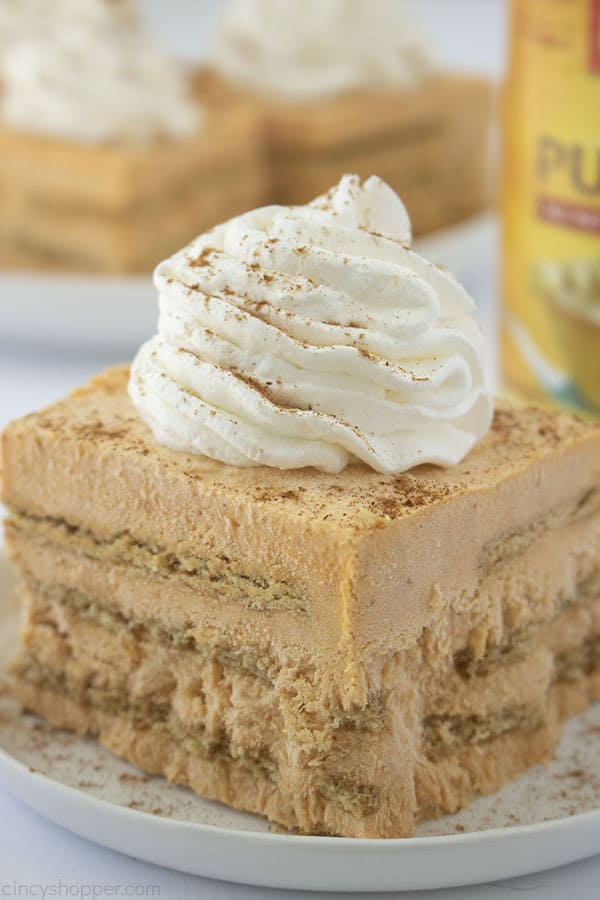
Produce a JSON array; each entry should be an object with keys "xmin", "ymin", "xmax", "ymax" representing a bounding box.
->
[
  {"xmin": 213, "ymin": 0, "xmax": 432, "ymax": 102},
  {"xmin": 129, "ymin": 175, "xmax": 493, "ymax": 474},
  {"xmin": 1, "ymin": 1, "xmax": 200, "ymax": 144}
]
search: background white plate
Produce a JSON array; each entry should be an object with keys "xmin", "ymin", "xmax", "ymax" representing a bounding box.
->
[
  {"xmin": 0, "ymin": 554, "xmax": 598, "ymax": 892},
  {"xmin": 0, "ymin": 213, "xmax": 498, "ymax": 355}
]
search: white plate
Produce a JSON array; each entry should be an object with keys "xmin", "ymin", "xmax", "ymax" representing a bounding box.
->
[
  {"xmin": 0, "ymin": 553, "xmax": 598, "ymax": 893},
  {"xmin": 0, "ymin": 272, "xmax": 155, "ymax": 353},
  {"xmin": 0, "ymin": 213, "xmax": 498, "ymax": 354}
]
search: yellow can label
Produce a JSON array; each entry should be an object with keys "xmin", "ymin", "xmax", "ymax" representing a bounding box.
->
[{"xmin": 501, "ymin": 0, "xmax": 600, "ymax": 415}]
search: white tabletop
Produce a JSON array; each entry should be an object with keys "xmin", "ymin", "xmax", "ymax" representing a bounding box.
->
[{"xmin": 0, "ymin": 0, "xmax": 598, "ymax": 896}]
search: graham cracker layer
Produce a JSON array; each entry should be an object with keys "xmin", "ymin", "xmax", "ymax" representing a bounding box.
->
[
  {"xmin": 480, "ymin": 488, "xmax": 600, "ymax": 574},
  {"xmin": 6, "ymin": 512, "xmax": 306, "ymax": 612},
  {"xmin": 555, "ymin": 637, "xmax": 600, "ymax": 682},
  {"xmin": 423, "ymin": 706, "xmax": 545, "ymax": 760}
]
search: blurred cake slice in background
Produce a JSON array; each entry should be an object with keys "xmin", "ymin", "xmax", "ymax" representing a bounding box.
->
[
  {"xmin": 0, "ymin": 0, "xmax": 265, "ymax": 274},
  {"xmin": 210, "ymin": 0, "xmax": 493, "ymax": 237}
]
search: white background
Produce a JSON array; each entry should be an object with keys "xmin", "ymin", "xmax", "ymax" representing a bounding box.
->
[{"xmin": 1, "ymin": 1, "xmax": 599, "ymax": 897}]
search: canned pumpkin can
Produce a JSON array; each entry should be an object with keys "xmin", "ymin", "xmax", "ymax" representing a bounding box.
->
[{"xmin": 502, "ymin": 0, "xmax": 600, "ymax": 415}]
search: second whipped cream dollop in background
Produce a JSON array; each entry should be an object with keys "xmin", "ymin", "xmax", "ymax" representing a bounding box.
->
[
  {"xmin": 0, "ymin": 0, "xmax": 200, "ymax": 144},
  {"xmin": 130, "ymin": 175, "xmax": 492, "ymax": 474},
  {"xmin": 213, "ymin": 0, "xmax": 431, "ymax": 102}
]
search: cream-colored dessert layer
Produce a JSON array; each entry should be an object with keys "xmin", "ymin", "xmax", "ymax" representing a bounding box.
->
[
  {"xmin": 130, "ymin": 174, "xmax": 492, "ymax": 475},
  {"xmin": 7, "ymin": 514, "xmax": 307, "ymax": 612}
]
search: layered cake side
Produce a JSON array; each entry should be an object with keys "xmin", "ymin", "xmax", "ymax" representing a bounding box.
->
[{"xmin": 3, "ymin": 367, "xmax": 599, "ymax": 837}]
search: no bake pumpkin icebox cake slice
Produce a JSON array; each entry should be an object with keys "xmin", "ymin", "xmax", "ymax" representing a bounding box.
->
[{"xmin": 2, "ymin": 175, "xmax": 599, "ymax": 839}]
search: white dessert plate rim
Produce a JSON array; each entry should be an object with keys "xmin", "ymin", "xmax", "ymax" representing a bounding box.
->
[{"xmin": 0, "ymin": 738, "xmax": 598, "ymax": 847}]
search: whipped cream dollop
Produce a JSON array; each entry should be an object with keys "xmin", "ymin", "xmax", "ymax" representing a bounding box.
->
[
  {"xmin": 129, "ymin": 175, "xmax": 492, "ymax": 475},
  {"xmin": 213, "ymin": 0, "xmax": 432, "ymax": 102},
  {"xmin": 0, "ymin": 1, "xmax": 200, "ymax": 144},
  {"xmin": 0, "ymin": 0, "xmax": 135, "ymax": 56}
]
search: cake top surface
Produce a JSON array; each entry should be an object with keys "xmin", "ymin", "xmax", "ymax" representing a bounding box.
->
[{"xmin": 9, "ymin": 365, "xmax": 599, "ymax": 533}]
